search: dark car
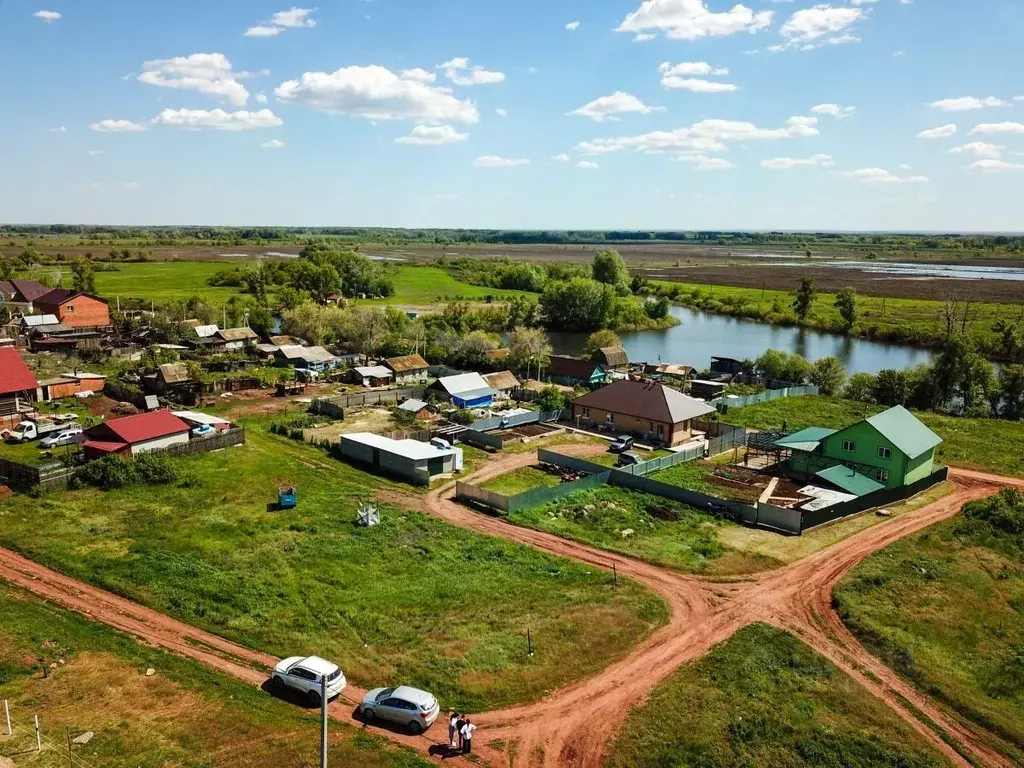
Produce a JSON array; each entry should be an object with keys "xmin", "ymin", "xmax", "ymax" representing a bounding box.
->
[
  {"xmin": 616, "ymin": 451, "xmax": 644, "ymax": 468},
  {"xmin": 609, "ymin": 435, "xmax": 635, "ymax": 453}
]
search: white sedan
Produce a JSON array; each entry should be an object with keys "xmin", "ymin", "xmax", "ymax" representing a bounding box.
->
[{"xmin": 272, "ymin": 656, "xmax": 346, "ymax": 706}]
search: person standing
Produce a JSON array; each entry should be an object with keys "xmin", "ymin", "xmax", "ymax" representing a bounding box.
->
[
  {"xmin": 455, "ymin": 713, "xmax": 467, "ymax": 752},
  {"xmin": 460, "ymin": 717, "xmax": 476, "ymax": 755},
  {"xmin": 448, "ymin": 712, "xmax": 460, "ymax": 751}
]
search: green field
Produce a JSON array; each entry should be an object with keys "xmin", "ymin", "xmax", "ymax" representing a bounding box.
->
[
  {"xmin": 835, "ymin": 495, "xmax": 1024, "ymax": 762},
  {"xmin": 607, "ymin": 623, "xmax": 950, "ymax": 768},
  {"xmin": 725, "ymin": 395, "xmax": 1024, "ymax": 479},
  {"xmin": 367, "ymin": 265, "xmax": 529, "ymax": 306},
  {"xmin": 510, "ymin": 486, "xmax": 776, "ymax": 575},
  {"xmin": 0, "ymin": 426, "xmax": 665, "ymax": 713},
  {"xmin": 0, "ymin": 586, "xmax": 431, "ymax": 768},
  {"xmin": 93, "ymin": 261, "xmax": 243, "ymax": 303},
  {"xmin": 480, "ymin": 465, "xmax": 561, "ymax": 496}
]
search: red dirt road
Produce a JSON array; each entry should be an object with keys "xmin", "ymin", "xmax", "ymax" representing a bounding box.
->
[{"xmin": 0, "ymin": 457, "xmax": 1020, "ymax": 767}]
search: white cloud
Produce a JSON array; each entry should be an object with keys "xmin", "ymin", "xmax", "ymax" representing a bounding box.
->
[
  {"xmin": 439, "ymin": 57, "xmax": 505, "ymax": 86},
  {"xmin": 566, "ymin": 20, "xmax": 581, "ymax": 31},
  {"xmin": 275, "ymin": 65, "xmax": 480, "ymax": 124},
  {"xmin": 663, "ymin": 77, "xmax": 738, "ymax": 93},
  {"xmin": 633, "ymin": 33, "xmax": 657, "ymax": 42},
  {"xmin": 495, "ymin": 107, "xmax": 508, "ymax": 117},
  {"xmin": 120, "ymin": 181, "xmax": 142, "ymax": 190},
  {"xmin": 576, "ymin": 160, "xmax": 600, "ymax": 169},
  {"xmin": 659, "ymin": 61, "xmax": 729, "ymax": 76},
  {"xmin": 48, "ymin": 126, "xmax": 67, "ymax": 133},
  {"xmin": 33, "ymin": 9, "xmax": 61, "ymax": 22},
  {"xmin": 968, "ymin": 159, "xmax": 1024, "ymax": 172},
  {"xmin": 245, "ymin": 7, "xmax": 316, "ymax": 37},
  {"xmin": 138, "ymin": 53, "xmax": 250, "ymax": 106},
  {"xmin": 850, "ymin": 0, "xmax": 877, "ymax": 4},
  {"xmin": 255, "ymin": 92, "xmax": 268, "ymax": 104},
  {"xmin": 551, "ymin": 153, "xmax": 571, "ymax": 162},
  {"xmin": 474, "ymin": 156, "xmax": 530, "ymax": 167},
  {"xmin": 811, "ymin": 103, "xmax": 855, "ymax": 118},
  {"xmin": 152, "ymin": 108, "xmax": 283, "ymax": 131},
  {"xmin": 261, "ymin": 139, "xmax": 285, "ymax": 149},
  {"xmin": 929, "ymin": 96, "xmax": 1008, "ymax": 112},
  {"xmin": 970, "ymin": 122, "xmax": 1024, "ymax": 135},
  {"xmin": 842, "ymin": 167, "xmax": 929, "ymax": 184},
  {"xmin": 395, "ymin": 124, "xmax": 469, "ymax": 145},
  {"xmin": 949, "ymin": 142, "xmax": 1003, "ymax": 159},
  {"xmin": 676, "ymin": 154, "xmax": 735, "ymax": 170},
  {"xmin": 570, "ymin": 91, "xmax": 665, "ymax": 122},
  {"xmin": 87, "ymin": 149, "xmax": 103, "ymax": 156},
  {"xmin": 916, "ymin": 124, "xmax": 957, "ymax": 139},
  {"xmin": 779, "ymin": 5, "xmax": 863, "ymax": 49},
  {"xmin": 617, "ymin": 0, "xmax": 773, "ymax": 41},
  {"xmin": 399, "ymin": 68, "xmax": 436, "ymax": 84},
  {"xmin": 761, "ymin": 153, "xmax": 834, "ymax": 169},
  {"xmin": 89, "ymin": 119, "xmax": 148, "ymax": 133}
]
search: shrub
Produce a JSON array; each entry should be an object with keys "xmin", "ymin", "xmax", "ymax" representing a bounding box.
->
[{"xmin": 72, "ymin": 453, "xmax": 179, "ymax": 490}]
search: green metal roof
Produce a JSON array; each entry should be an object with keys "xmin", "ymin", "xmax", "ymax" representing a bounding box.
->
[
  {"xmin": 815, "ymin": 464, "xmax": 885, "ymax": 497},
  {"xmin": 865, "ymin": 406, "xmax": 942, "ymax": 459},
  {"xmin": 774, "ymin": 427, "xmax": 837, "ymax": 453}
]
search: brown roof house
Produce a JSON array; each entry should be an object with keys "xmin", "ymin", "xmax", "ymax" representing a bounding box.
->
[
  {"xmin": 572, "ymin": 380, "xmax": 716, "ymax": 446},
  {"xmin": 215, "ymin": 327, "xmax": 259, "ymax": 351},
  {"xmin": 483, "ymin": 370, "xmax": 519, "ymax": 394},
  {"xmin": 34, "ymin": 290, "xmax": 110, "ymax": 328},
  {"xmin": 384, "ymin": 354, "xmax": 430, "ymax": 384},
  {"xmin": 593, "ymin": 346, "xmax": 630, "ymax": 372}
]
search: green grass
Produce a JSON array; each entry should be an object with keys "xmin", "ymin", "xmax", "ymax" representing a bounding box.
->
[
  {"xmin": 0, "ymin": 426, "xmax": 666, "ymax": 713},
  {"xmin": 480, "ymin": 465, "xmax": 561, "ymax": 496},
  {"xmin": 366, "ymin": 265, "xmax": 529, "ymax": 306},
  {"xmin": 93, "ymin": 261, "xmax": 244, "ymax": 303},
  {"xmin": 835, "ymin": 509, "xmax": 1024, "ymax": 761},
  {"xmin": 606, "ymin": 623, "xmax": 952, "ymax": 768},
  {"xmin": 510, "ymin": 486, "xmax": 776, "ymax": 576},
  {"xmin": 648, "ymin": 461, "xmax": 718, "ymax": 495},
  {"xmin": 725, "ymin": 395, "xmax": 1024, "ymax": 479},
  {"xmin": 0, "ymin": 586, "xmax": 432, "ymax": 768}
]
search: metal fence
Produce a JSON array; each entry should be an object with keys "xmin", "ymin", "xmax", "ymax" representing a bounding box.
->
[
  {"xmin": 456, "ymin": 470, "xmax": 613, "ymax": 516},
  {"xmin": 461, "ymin": 429, "xmax": 504, "ymax": 451},
  {"xmin": 311, "ymin": 387, "xmax": 427, "ymax": 415},
  {"xmin": 469, "ymin": 409, "xmax": 568, "ymax": 433},
  {"xmin": 711, "ymin": 385, "xmax": 819, "ymax": 411}
]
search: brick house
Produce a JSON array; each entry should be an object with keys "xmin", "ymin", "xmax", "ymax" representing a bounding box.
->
[
  {"xmin": 33, "ymin": 290, "xmax": 110, "ymax": 328},
  {"xmin": 572, "ymin": 380, "xmax": 716, "ymax": 446}
]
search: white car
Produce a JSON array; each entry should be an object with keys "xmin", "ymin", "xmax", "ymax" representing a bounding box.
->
[
  {"xmin": 360, "ymin": 685, "xmax": 440, "ymax": 734},
  {"xmin": 272, "ymin": 656, "xmax": 346, "ymax": 706},
  {"xmin": 39, "ymin": 428, "xmax": 84, "ymax": 449}
]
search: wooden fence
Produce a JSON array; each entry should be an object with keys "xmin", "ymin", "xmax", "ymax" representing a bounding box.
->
[{"xmin": 311, "ymin": 387, "xmax": 428, "ymax": 415}]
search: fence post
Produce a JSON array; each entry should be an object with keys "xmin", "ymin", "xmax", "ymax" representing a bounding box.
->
[
  {"xmin": 34, "ymin": 714, "xmax": 41, "ymax": 752},
  {"xmin": 4, "ymin": 699, "xmax": 10, "ymax": 736}
]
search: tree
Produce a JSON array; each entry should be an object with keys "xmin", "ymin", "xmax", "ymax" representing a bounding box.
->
[
  {"xmin": 844, "ymin": 372, "xmax": 877, "ymax": 402},
  {"xmin": 834, "ymin": 287, "xmax": 858, "ymax": 331},
  {"xmin": 291, "ymin": 261, "xmax": 341, "ymax": 304},
  {"xmin": 508, "ymin": 326, "xmax": 552, "ymax": 375},
  {"xmin": 999, "ymin": 364, "xmax": 1024, "ymax": 420},
  {"xmin": 992, "ymin": 312, "xmax": 1024, "ymax": 360},
  {"xmin": 506, "ymin": 295, "xmax": 540, "ymax": 329},
  {"xmin": 246, "ymin": 304, "xmax": 274, "ymax": 339},
  {"xmin": 244, "ymin": 264, "xmax": 269, "ymax": 305},
  {"xmin": 645, "ymin": 295, "xmax": 671, "ymax": 320},
  {"xmin": 792, "ymin": 277, "xmax": 816, "ymax": 323},
  {"xmin": 337, "ymin": 306, "xmax": 388, "ymax": 362},
  {"xmin": 281, "ymin": 303, "xmax": 330, "ymax": 345},
  {"xmin": 809, "ymin": 356, "xmax": 846, "ymax": 395},
  {"xmin": 540, "ymin": 278, "xmax": 617, "ymax": 332},
  {"xmin": 535, "ymin": 386, "xmax": 569, "ymax": 413},
  {"xmin": 873, "ymin": 369, "xmax": 909, "ymax": 406},
  {"xmin": 457, "ymin": 330, "xmax": 501, "ymax": 369},
  {"xmin": 582, "ymin": 330, "xmax": 622, "ymax": 359},
  {"xmin": 0, "ymin": 257, "xmax": 13, "ymax": 281},
  {"xmin": 70, "ymin": 258, "xmax": 97, "ymax": 294},
  {"xmin": 755, "ymin": 349, "xmax": 811, "ymax": 384},
  {"xmin": 592, "ymin": 250, "xmax": 629, "ymax": 292}
]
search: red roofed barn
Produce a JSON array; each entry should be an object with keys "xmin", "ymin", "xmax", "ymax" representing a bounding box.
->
[
  {"xmin": 0, "ymin": 348, "xmax": 40, "ymax": 418},
  {"xmin": 83, "ymin": 410, "xmax": 191, "ymax": 459}
]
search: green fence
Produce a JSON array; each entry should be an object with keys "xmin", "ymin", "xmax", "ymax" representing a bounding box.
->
[{"xmin": 456, "ymin": 471, "xmax": 612, "ymax": 515}]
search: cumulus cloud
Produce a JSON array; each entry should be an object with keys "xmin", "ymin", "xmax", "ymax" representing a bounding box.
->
[
  {"xmin": 551, "ymin": 153, "xmax": 571, "ymax": 162},
  {"xmin": 658, "ymin": 62, "xmax": 735, "ymax": 92},
  {"xmin": 439, "ymin": 57, "xmax": 505, "ymax": 86},
  {"xmin": 473, "ymin": 156, "xmax": 530, "ymax": 167},
  {"xmin": 968, "ymin": 159, "xmax": 1023, "ymax": 172},
  {"xmin": 34, "ymin": 9, "xmax": 61, "ymax": 22},
  {"xmin": 152, "ymin": 108, "xmax": 283, "ymax": 131},
  {"xmin": 811, "ymin": 103, "xmax": 855, "ymax": 118},
  {"xmin": 255, "ymin": 92, "xmax": 269, "ymax": 104},
  {"xmin": 495, "ymin": 108, "xmax": 508, "ymax": 117},
  {"xmin": 245, "ymin": 7, "xmax": 316, "ymax": 37},
  {"xmin": 949, "ymin": 142, "xmax": 1003, "ymax": 159},
  {"xmin": 970, "ymin": 122, "xmax": 1024, "ymax": 135},
  {"xmin": 395, "ymin": 124, "xmax": 469, "ymax": 145},
  {"xmin": 617, "ymin": 0, "xmax": 773, "ymax": 41},
  {"xmin": 566, "ymin": 20, "xmax": 581, "ymax": 31},
  {"xmin": 138, "ymin": 53, "xmax": 251, "ymax": 106},
  {"xmin": 261, "ymin": 139, "xmax": 285, "ymax": 149},
  {"xmin": 778, "ymin": 5, "xmax": 863, "ymax": 50},
  {"xmin": 676, "ymin": 154, "xmax": 735, "ymax": 170},
  {"xmin": 761, "ymin": 153, "xmax": 834, "ymax": 169},
  {"xmin": 274, "ymin": 65, "xmax": 480, "ymax": 124},
  {"xmin": 570, "ymin": 91, "xmax": 665, "ymax": 122},
  {"xmin": 399, "ymin": 68, "xmax": 436, "ymax": 84},
  {"xmin": 576, "ymin": 160, "xmax": 600, "ymax": 169},
  {"xmin": 842, "ymin": 167, "xmax": 929, "ymax": 184},
  {"xmin": 929, "ymin": 96, "xmax": 1008, "ymax": 111},
  {"xmin": 89, "ymin": 119, "xmax": 148, "ymax": 133},
  {"xmin": 916, "ymin": 124, "xmax": 957, "ymax": 139}
]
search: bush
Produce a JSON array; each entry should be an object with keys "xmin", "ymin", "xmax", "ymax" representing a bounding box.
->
[
  {"xmin": 449, "ymin": 409, "xmax": 476, "ymax": 426},
  {"xmin": 72, "ymin": 453, "xmax": 179, "ymax": 490}
]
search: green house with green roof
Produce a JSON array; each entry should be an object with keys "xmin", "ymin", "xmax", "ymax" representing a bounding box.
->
[{"xmin": 774, "ymin": 406, "xmax": 943, "ymax": 495}]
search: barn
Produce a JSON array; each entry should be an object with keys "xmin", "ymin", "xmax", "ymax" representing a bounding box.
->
[{"xmin": 83, "ymin": 410, "xmax": 191, "ymax": 459}]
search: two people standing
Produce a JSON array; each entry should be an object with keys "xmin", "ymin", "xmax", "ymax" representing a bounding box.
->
[{"xmin": 448, "ymin": 711, "xmax": 476, "ymax": 755}]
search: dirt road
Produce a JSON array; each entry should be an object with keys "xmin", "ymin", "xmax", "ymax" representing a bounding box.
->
[{"xmin": 0, "ymin": 456, "xmax": 1019, "ymax": 767}]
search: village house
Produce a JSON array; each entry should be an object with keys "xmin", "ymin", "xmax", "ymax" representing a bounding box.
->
[
  {"xmin": 0, "ymin": 279, "xmax": 51, "ymax": 314},
  {"xmin": 33, "ymin": 290, "xmax": 110, "ymax": 328},
  {"xmin": 482, "ymin": 370, "xmax": 520, "ymax": 397},
  {"xmin": 274, "ymin": 345, "xmax": 338, "ymax": 372},
  {"xmin": 350, "ymin": 365, "xmax": 394, "ymax": 388},
  {"xmin": 433, "ymin": 373, "xmax": 497, "ymax": 410},
  {"xmin": 83, "ymin": 410, "xmax": 191, "ymax": 460},
  {"xmin": 396, "ymin": 398, "xmax": 434, "ymax": 420},
  {"xmin": 710, "ymin": 356, "xmax": 745, "ymax": 377},
  {"xmin": 0, "ymin": 348, "xmax": 40, "ymax": 419},
  {"xmin": 572, "ymin": 379, "xmax": 716, "ymax": 446},
  {"xmin": 384, "ymin": 354, "xmax": 430, "ymax": 385},
  {"xmin": 592, "ymin": 346, "xmax": 630, "ymax": 373},
  {"xmin": 547, "ymin": 356, "xmax": 608, "ymax": 388},
  {"xmin": 215, "ymin": 327, "xmax": 259, "ymax": 352}
]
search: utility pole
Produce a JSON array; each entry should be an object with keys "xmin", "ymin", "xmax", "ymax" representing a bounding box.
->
[{"xmin": 320, "ymin": 676, "xmax": 328, "ymax": 768}]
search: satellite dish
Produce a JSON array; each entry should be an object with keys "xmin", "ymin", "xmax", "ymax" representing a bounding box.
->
[{"xmin": 357, "ymin": 501, "xmax": 381, "ymax": 527}]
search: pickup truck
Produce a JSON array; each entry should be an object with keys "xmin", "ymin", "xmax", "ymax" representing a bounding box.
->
[{"xmin": 6, "ymin": 417, "xmax": 78, "ymax": 443}]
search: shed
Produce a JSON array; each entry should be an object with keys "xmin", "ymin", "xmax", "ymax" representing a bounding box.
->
[
  {"xmin": 483, "ymin": 371, "xmax": 519, "ymax": 394},
  {"xmin": 192, "ymin": 324, "xmax": 220, "ymax": 339},
  {"xmin": 215, "ymin": 327, "xmax": 258, "ymax": 351},
  {"xmin": 594, "ymin": 346, "xmax": 630, "ymax": 371},
  {"xmin": 0, "ymin": 348, "xmax": 40, "ymax": 416},
  {"xmin": 710, "ymin": 356, "xmax": 744, "ymax": 376},
  {"xmin": 37, "ymin": 372, "xmax": 105, "ymax": 402},
  {"xmin": 83, "ymin": 410, "xmax": 191, "ymax": 459},
  {"xmin": 274, "ymin": 345, "xmax": 338, "ymax": 372},
  {"xmin": 397, "ymin": 399, "xmax": 433, "ymax": 419},
  {"xmin": 172, "ymin": 410, "xmax": 233, "ymax": 432},
  {"xmin": 384, "ymin": 354, "xmax": 430, "ymax": 384},
  {"xmin": 688, "ymin": 379, "xmax": 728, "ymax": 400},
  {"xmin": 158, "ymin": 363, "xmax": 192, "ymax": 386},
  {"xmin": 351, "ymin": 365, "xmax": 394, "ymax": 388},
  {"xmin": 434, "ymin": 373, "xmax": 497, "ymax": 409},
  {"xmin": 338, "ymin": 432, "xmax": 461, "ymax": 486}
]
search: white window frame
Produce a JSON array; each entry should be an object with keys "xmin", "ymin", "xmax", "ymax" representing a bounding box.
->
[
  {"xmin": 877, "ymin": 446, "xmax": 892, "ymax": 460},
  {"xmin": 842, "ymin": 440, "xmax": 856, "ymax": 453},
  {"xmin": 875, "ymin": 468, "xmax": 889, "ymax": 483}
]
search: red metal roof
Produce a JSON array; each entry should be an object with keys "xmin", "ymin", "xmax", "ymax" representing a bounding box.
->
[
  {"xmin": 83, "ymin": 440, "xmax": 128, "ymax": 454},
  {"xmin": 89, "ymin": 410, "xmax": 190, "ymax": 445},
  {"xmin": 0, "ymin": 348, "xmax": 40, "ymax": 396}
]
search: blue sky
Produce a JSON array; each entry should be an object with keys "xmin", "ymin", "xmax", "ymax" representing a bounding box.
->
[{"xmin": 2, "ymin": 0, "xmax": 1023, "ymax": 230}]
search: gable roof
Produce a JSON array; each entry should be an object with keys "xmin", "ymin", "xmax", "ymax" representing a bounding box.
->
[
  {"xmin": 774, "ymin": 427, "xmax": 837, "ymax": 454},
  {"xmin": 483, "ymin": 371, "xmax": 519, "ymax": 391},
  {"xmin": 354, "ymin": 365, "xmax": 393, "ymax": 379},
  {"xmin": 158, "ymin": 363, "xmax": 191, "ymax": 384},
  {"xmin": 573, "ymin": 380, "xmax": 716, "ymax": 424},
  {"xmin": 596, "ymin": 346, "xmax": 629, "ymax": 368},
  {"xmin": 398, "ymin": 398, "xmax": 430, "ymax": 413},
  {"xmin": 0, "ymin": 280, "xmax": 14, "ymax": 297},
  {"xmin": 192, "ymin": 324, "xmax": 220, "ymax": 338},
  {"xmin": 549, "ymin": 355, "xmax": 604, "ymax": 380},
  {"xmin": 864, "ymin": 405, "xmax": 943, "ymax": 459},
  {"xmin": 89, "ymin": 410, "xmax": 190, "ymax": 444},
  {"xmin": 21, "ymin": 314, "xmax": 61, "ymax": 328},
  {"xmin": 0, "ymin": 348, "xmax": 39, "ymax": 396},
  {"xmin": 9, "ymin": 279, "xmax": 51, "ymax": 302},
  {"xmin": 297, "ymin": 346, "xmax": 336, "ymax": 363},
  {"xmin": 815, "ymin": 465, "xmax": 885, "ymax": 497},
  {"xmin": 216, "ymin": 327, "xmax": 258, "ymax": 342},
  {"xmin": 36, "ymin": 289, "xmax": 109, "ymax": 307},
  {"xmin": 385, "ymin": 354, "xmax": 429, "ymax": 373},
  {"xmin": 437, "ymin": 372, "xmax": 492, "ymax": 397}
]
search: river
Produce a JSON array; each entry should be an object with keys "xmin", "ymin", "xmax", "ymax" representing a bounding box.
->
[{"xmin": 548, "ymin": 305, "xmax": 935, "ymax": 376}]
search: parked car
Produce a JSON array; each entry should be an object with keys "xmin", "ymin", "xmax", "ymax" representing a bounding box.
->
[
  {"xmin": 39, "ymin": 428, "xmax": 84, "ymax": 449},
  {"xmin": 616, "ymin": 451, "xmax": 644, "ymax": 468},
  {"xmin": 609, "ymin": 435, "xmax": 635, "ymax": 453},
  {"xmin": 272, "ymin": 656, "xmax": 346, "ymax": 706},
  {"xmin": 360, "ymin": 685, "xmax": 440, "ymax": 734}
]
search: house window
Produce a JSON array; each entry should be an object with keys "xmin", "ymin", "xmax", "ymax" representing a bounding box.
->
[
  {"xmin": 66, "ymin": 304, "xmax": 74, "ymax": 312},
  {"xmin": 605, "ymin": 413, "xmax": 615, "ymax": 425},
  {"xmin": 582, "ymin": 408, "xmax": 590, "ymax": 418},
  {"xmin": 877, "ymin": 446, "xmax": 892, "ymax": 460},
  {"xmin": 842, "ymin": 440, "xmax": 856, "ymax": 453},
  {"xmin": 875, "ymin": 468, "xmax": 889, "ymax": 483}
]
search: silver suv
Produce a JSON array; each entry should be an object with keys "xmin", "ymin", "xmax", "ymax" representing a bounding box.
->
[
  {"xmin": 272, "ymin": 656, "xmax": 346, "ymax": 706},
  {"xmin": 360, "ymin": 686, "xmax": 440, "ymax": 734}
]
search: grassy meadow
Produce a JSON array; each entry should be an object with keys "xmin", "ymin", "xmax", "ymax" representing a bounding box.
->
[
  {"xmin": 0, "ymin": 586, "xmax": 432, "ymax": 768},
  {"xmin": 606, "ymin": 623, "xmax": 951, "ymax": 768},
  {"xmin": 725, "ymin": 395, "xmax": 1024, "ymax": 479},
  {"xmin": 480, "ymin": 465, "xmax": 561, "ymax": 496},
  {"xmin": 367, "ymin": 265, "xmax": 528, "ymax": 306},
  {"xmin": 0, "ymin": 426, "xmax": 666, "ymax": 713}
]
